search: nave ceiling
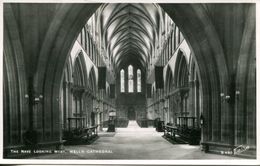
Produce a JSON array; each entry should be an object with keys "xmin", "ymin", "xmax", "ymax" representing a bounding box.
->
[{"xmin": 91, "ymin": 3, "xmax": 169, "ymax": 72}]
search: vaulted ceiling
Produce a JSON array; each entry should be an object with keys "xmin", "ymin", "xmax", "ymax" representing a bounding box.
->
[{"xmin": 95, "ymin": 3, "xmax": 166, "ymax": 72}]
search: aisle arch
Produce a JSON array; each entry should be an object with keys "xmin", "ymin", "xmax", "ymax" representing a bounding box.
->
[{"xmin": 4, "ymin": 3, "xmax": 229, "ymax": 143}]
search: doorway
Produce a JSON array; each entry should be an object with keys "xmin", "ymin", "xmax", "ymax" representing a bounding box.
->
[{"xmin": 128, "ymin": 107, "xmax": 136, "ymax": 120}]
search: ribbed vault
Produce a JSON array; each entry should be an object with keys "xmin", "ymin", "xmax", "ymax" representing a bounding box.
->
[{"xmin": 96, "ymin": 3, "xmax": 164, "ymax": 71}]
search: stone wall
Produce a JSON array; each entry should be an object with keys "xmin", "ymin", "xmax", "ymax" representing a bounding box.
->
[{"xmin": 116, "ymin": 93, "xmax": 146, "ymax": 120}]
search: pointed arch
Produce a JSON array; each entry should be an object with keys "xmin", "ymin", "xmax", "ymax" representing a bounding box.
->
[
  {"xmin": 165, "ymin": 65, "xmax": 174, "ymax": 93},
  {"xmin": 73, "ymin": 59, "xmax": 83, "ymax": 86},
  {"xmin": 174, "ymin": 50, "xmax": 189, "ymax": 88},
  {"xmin": 5, "ymin": 3, "xmax": 251, "ymax": 153},
  {"xmin": 72, "ymin": 51, "xmax": 88, "ymax": 87},
  {"xmin": 89, "ymin": 66, "xmax": 97, "ymax": 93},
  {"xmin": 63, "ymin": 56, "xmax": 73, "ymax": 83}
]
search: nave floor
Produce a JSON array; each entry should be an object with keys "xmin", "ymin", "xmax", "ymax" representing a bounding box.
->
[{"xmin": 30, "ymin": 121, "xmax": 239, "ymax": 160}]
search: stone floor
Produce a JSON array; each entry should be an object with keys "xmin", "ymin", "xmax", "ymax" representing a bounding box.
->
[{"xmin": 30, "ymin": 121, "xmax": 242, "ymax": 160}]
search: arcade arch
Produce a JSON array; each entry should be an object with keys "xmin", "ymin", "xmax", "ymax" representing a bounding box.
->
[{"xmin": 3, "ymin": 3, "xmax": 256, "ymax": 157}]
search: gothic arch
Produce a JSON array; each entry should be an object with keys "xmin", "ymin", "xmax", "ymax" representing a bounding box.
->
[
  {"xmin": 72, "ymin": 51, "xmax": 88, "ymax": 87},
  {"xmin": 174, "ymin": 50, "xmax": 189, "ymax": 88},
  {"xmin": 89, "ymin": 66, "xmax": 97, "ymax": 93},
  {"xmin": 3, "ymin": 3, "xmax": 239, "ymax": 145},
  {"xmin": 161, "ymin": 4, "xmax": 228, "ymax": 142},
  {"xmin": 165, "ymin": 65, "xmax": 174, "ymax": 93},
  {"xmin": 37, "ymin": 5, "xmax": 224, "ymax": 144},
  {"xmin": 63, "ymin": 57, "xmax": 73, "ymax": 83}
]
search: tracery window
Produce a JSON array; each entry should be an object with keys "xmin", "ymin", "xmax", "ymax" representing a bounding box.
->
[
  {"xmin": 120, "ymin": 69, "xmax": 125, "ymax": 92},
  {"xmin": 128, "ymin": 65, "xmax": 134, "ymax": 93},
  {"xmin": 137, "ymin": 69, "xmax": 141, "ymax": 92}
]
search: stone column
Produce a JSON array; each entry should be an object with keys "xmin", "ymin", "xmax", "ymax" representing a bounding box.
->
[
  {"xmin": 220, "ymin": 81, "xmax": 234, "ymax": 145},
  {"xmin": 156, "ymin": 102, "xmax": 160, "ymax": 119},
  {"xmin": 160, "ymin": 99, "xmax": 165, "ymax": 122},
  {"xmin": 189, "ymin": 80, "xmax": 196, "ymax": 117},
  {"xmin": 134, "ymin": 67, "xmax": 137, "ymax": 93},
  {"xmin": 62, "ymin": 82, "xmax": 67, "ymax": 130},
  {"xmin": 168, "ymin": 95, "xmax": 173, "ymax": 124},
  {"xmin": 194, "ymin": 80, "xmax": 200, "ymax": 127},
  {"xmin": 177, "ymin": 91, "xmax": 182, "ymax": 116},
  {"xmin": 99, "ymin": 98, "xmax": 104, "ymax": 131},
  {"xmin": 92, "ymin": 96, "xmax": 96, "ymax": 126},
  {"xmin": 125, "ymin": 67, "xmax": 128, "ymax": 93}
]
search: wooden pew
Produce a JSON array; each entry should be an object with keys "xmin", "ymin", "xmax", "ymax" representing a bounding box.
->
[
  {"xmin": 163, "ymin": 117, "xmax": 201, "ymax": 145},
  {"xmin": 63, "ymin": 117, "xmax": 98, "ymax": 145},
  {"xmin": 176, "ymin": 117, "xmax": 201, "ymax": 145},
  {"xmin": 163, "ymin": 125, "xmax": 178, "ymax": 141}
]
